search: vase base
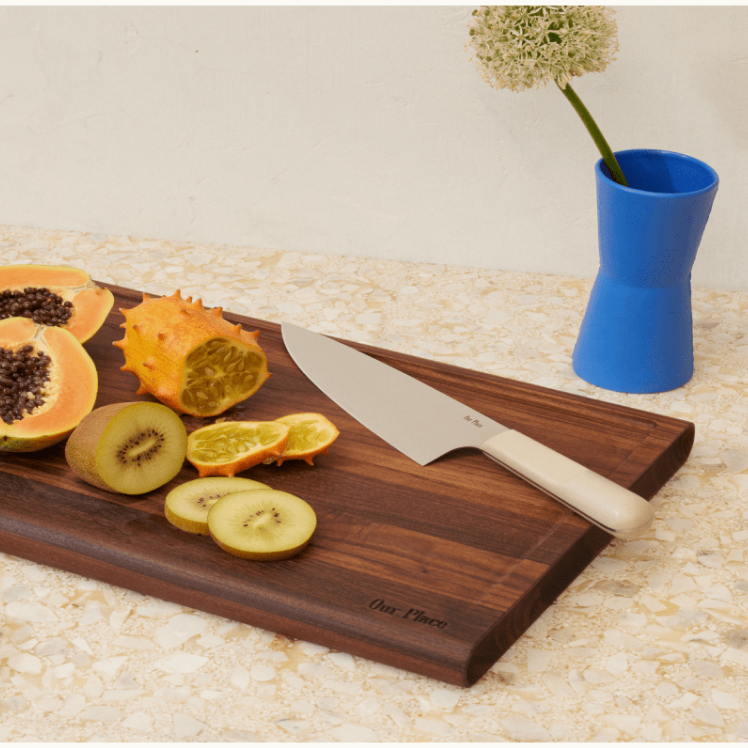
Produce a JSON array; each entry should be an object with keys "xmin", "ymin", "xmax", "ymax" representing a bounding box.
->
[
  {"xmin": 571, "ymin": 362, "xmax": 693, "ymax": 395},
  {"xmin": 572, "ymin": 274, "xmax": 694, "ymax": 394}
]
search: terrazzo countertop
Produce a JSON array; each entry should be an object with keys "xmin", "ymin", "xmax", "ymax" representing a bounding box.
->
[{"xmin": 2, "ymin": 225, "xmax": 748, "ymax": 742}]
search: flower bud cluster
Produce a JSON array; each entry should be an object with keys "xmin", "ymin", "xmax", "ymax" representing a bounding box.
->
[{"xmin": 467, "ymin": 5, "xmax": 619, "ymax": 92}]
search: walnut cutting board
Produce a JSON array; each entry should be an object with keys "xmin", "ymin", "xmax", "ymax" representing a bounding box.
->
[{"xmin": 0, "ymin": 283, "xmax": 694, "ymax": 686}]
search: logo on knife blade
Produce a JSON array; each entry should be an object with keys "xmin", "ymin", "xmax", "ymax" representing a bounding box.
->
[{"xmin": 464, "ymin": 415, "xmax": 484, "ymax": 427}]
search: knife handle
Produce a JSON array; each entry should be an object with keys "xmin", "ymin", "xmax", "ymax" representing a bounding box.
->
[{"xmin": 480, "ymin": 430, "xmax": 654, "ymax": 539}]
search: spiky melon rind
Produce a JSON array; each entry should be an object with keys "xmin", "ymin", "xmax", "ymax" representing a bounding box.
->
[{"xmin": 113, "ymin": 290, "xmax": 270, "ymax": 416}]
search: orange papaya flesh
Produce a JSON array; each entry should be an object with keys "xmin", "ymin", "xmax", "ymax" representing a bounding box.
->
[
  {"xmin": 0, "ymin": 317, "xmax": 98, "ymax": 452},
  {"xmin": 0, "ymin": 263, "xmax": 114, "ymax": 343}
]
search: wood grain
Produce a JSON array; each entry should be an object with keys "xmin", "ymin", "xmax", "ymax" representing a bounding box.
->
[{"xmin": 0, "ymin": 283, "xmax": 694, "ymax": 686}]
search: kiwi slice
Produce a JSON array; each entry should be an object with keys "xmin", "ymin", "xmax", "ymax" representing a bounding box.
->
[
  {"xmin": 65, "ymin": 401, "xmax": 187, "ymax": 495},
  {"xmin": 165, "ymin": 476, "xmax": 268, "ymax": 535},
  {"xmin": 207, "ymin": 489, "xmax": 317, "ymax": 560}
]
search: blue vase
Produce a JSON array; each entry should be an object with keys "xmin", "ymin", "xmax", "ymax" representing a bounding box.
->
[{"xmin": 572, "ymin": 149, "xmax": 719, "ymax": 394}]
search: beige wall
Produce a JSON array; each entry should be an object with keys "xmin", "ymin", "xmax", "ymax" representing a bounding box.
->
[{"xmin": 0, "ymin": 5, "xmax": 745, "ymax": 291}]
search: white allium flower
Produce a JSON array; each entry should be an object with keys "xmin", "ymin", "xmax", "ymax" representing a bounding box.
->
[{"xmin": 468, "ymin": 6, "xmax": 620, "ymax": 92}]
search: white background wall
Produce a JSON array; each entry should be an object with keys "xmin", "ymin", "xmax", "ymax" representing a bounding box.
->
[{"xmin": 0, "ymin": 5, "xmax": 746, "ymax": 291}]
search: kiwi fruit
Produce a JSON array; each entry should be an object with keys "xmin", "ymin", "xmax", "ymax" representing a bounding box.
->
[
  {"xmin": 65, "ymin": 401, "xmax": 187, "ymax": 495},
  {"xmin": 207, "ymin": 489, "xmax": 317, "ymax": 560},
  {"xmin": 165, "ymin": 476, "xmax": 268, "ymax": 535}
]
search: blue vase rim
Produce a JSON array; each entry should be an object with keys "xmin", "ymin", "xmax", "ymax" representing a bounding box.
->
[{"xmin": 596, "ymin": 148, "xmax": 719, "ymax": 198}]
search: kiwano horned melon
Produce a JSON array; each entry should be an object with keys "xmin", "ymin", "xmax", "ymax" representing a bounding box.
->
[
  {"xmin": 0, "ymin": 263, "xmax": 114, "ymax": 343},
  {"xmin": 0, "ymin": 317, "xmax": 98, "ymax": 452},
  {"xmin": 114, "ymin": 290, "xmax": 271, "ymax": 417}
]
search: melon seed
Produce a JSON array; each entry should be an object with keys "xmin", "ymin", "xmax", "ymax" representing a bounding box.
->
[
  {"xmin": 0, "ymin": 345, "xmax": 51, "ymax": 425},
  {"xmin": 0, "ymin": 287, "xmax": 74, "ymax": 327}
]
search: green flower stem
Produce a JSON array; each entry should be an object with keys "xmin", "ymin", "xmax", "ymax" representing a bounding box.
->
[{"xmin": 556, "ymin": 81, "xmax": 627, "ymax": 187}]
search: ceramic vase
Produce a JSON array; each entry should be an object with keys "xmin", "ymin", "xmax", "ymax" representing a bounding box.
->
[{"xmin": 572, "ymin": 148, "xmax": 719, "ymax": 394}]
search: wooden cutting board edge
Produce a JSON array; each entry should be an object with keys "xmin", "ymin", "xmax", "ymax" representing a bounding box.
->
[
  {"xmin": 464, "ymin": 412, "xmax": 694, "ymax": 685},
  {"xmin": 0, "ymin": 515, "xmax": 479, "ymax": 686}
]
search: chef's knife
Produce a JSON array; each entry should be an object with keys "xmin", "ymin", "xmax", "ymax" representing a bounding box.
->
[{"xmin": 281, "ymin": 322, "xmax": 654, "ymax": 539}]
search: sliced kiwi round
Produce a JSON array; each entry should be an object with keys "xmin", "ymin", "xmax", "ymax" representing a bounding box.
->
[
  {"xmin": 65, "ymin": 401, "xmax": 187, "ymax": 495},
  {"xmin": 164, "ymin": 476, "xmax": 268, "ymax": 535},
  {"xmin": 207, "ymin": 489, "xmax": 317, "ymax": 561}
]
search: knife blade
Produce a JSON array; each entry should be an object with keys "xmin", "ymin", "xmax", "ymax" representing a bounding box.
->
[{"xmin": 281, "ymin": 322, "xmax": 654, "ymax": 539}]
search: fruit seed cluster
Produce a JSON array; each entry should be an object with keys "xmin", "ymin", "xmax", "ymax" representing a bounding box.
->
[
  {"xmin": 0, "ymin": 344, "xmax": 51, "ymax": 424},
  {"xmin": 0, "ymin": 287, "xmax": 74, "ymax": 327}
]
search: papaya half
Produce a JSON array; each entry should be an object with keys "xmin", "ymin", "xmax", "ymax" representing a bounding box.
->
[
  {"xmin": 0, "ymin": 263, "xmax": 114, "ymax": 343},
  {"xmin": 0, "ymin": 317, "xmax": 98, "ymax": 452}
]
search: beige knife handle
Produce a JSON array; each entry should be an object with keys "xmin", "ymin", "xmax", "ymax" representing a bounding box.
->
[{"xmin": 480, "ymin": 430, "xmax": 654, "ymax": 539}]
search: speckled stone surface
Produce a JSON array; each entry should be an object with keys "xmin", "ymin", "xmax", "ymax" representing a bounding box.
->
[{"xmin": 1, "ymin": 224, "xmax": 748, "ymax": 742}]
